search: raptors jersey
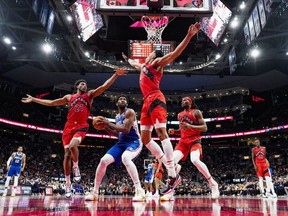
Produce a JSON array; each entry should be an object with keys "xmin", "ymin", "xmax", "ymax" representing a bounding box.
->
[
  {"xmin": 11, "ymin": 152, "xmax": 24, "ymax": 167},
  {"xmin": 116, "ymin": 109, "xmax": 140, "ymax": 142},
  {"xmin": 253, "ymin": 147, "xmax": 266, "ymax": 163},
  {"xmin": 67, "ymin": 93, "xmax": 91, "ymax": 124},
  {"xmin": 178, "ymin": 109, "xmax": 201, "ymax": 139},
  {"xmin": 139, "ymin": 64, "xmax": 162, "ymax": 98}
]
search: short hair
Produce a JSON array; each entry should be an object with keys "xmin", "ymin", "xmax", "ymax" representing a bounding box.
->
[
  {"xmin": 154, "ymin": 49, "xmax": 163, "ymax": 58},
  {"xmin": 74, "ymin": 79, "xmax": 87, "ymax": 89},
  {"xmin": 116, "ymin": 95, "xmax": 129, "ymax": 104}
]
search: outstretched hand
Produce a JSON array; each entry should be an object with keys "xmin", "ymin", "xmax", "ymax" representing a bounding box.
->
[
  {"xmin": 21, "ymin": 94, "xmax": 34, "ymax": 103},
  {"xmin": 188, "ymin": 22, "xmax": 201, "ymax": 36},
  {"xmin": 116, "ymin": 67, "xmax": 128, "ymax": 76}
]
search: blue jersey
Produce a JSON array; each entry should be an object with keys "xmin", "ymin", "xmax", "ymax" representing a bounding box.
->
[
  {"xmin": 116, "ymin": 109, "xmax": 140, "ymax": 142},
  {"xmin": 147, "ymin": 163, "xmax": 154, "ymax": 176},
  {"xmin": 10, "ymin": 152, "xmax": 24, "ymax": 167}
]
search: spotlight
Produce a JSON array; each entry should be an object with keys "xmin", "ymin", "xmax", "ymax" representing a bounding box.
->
[
  {"xmin": 223, "ymin": 38, "xmax": 228, "ymax": 43},
  {"xmin": 66, "ymin": 15, "xmax": 73, "ymax": 22},
  {"xmin": 12, "ymin": 46, "xmax": 16, "ymax": 50},
  {"xmin": 286, "ymin": 52, "xmax": 288, "ymax": 56},
  {"xmin": 216, "ymin": 54, "xmax": 221, "ymax": 60},
  {"xmin": 250, "ymin": 48, "xmax": 260, "ymax": 58},
  {"xmin": 239, "ymin": 1, "xmax": 246, "ymax": 10},
  {"xmin": 85, "ymin": 51, "xmax": 90, "ymax": 57},
  {"xmin": 42, "ymin": 43, "xmax": 53, "ymax": 54},
  {"xmin": 230, "ymin": 17, "xmax": 239, "ymax": 28},
  {"xmin": 3, "ymin": 37, "xmax": 11, "ymax": 44}
]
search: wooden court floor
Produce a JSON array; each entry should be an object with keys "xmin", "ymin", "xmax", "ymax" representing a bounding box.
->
[{"xmin": 0, "ymin": 195, "xmax": 287, "ymax": 215}]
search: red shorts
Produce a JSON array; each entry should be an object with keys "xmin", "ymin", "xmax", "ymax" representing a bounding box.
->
[
  {"xmin": 256, "ymin": 162, "xmax": 270, "ymax": 178},
  {"xmin": 175, "ymin": 137, "xmax": 202, "ymax": 161},
  {"xmin": 140, "ymin": 92, "xmax": 167, "ymax": 126},
  {"xmin": 62, "ymin": 122, "xmax": 88, "ymax": 147},
  {"xmin": 155, "ymin": 172, "xmax": 163, "ymax": 179}
]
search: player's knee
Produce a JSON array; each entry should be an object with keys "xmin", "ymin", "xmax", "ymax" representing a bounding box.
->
[
  {"xmin": 155, "ymin": 130, "xmax": 168, "ymax": 141},
  {"xmin": 99, "ymin": 157, "xmax": 110, "ymax": 167},
  {"xmin": 191, "ymin": 157, "xmax": 199, "ymax": 165},
  {"xmin": 121, "ymin": 155, "xmax": 131, "ymax": 166}
]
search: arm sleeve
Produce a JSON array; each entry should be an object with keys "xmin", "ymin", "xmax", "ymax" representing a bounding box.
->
[{"xmin": 7, "ymin": 157, "xmax": 13, "ymax": 166}]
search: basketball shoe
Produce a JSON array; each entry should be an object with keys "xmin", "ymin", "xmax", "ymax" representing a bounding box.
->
[
  {"xmin": 160, "ymin": 174, "xmax": 181, "ymax": 195},
  {"xmin": 65, "ymin": 186, "xmax": 72, "ymax": 198},
  {"xmin": 210, "ymin": 181, "xmax": 220, "ymax": 199},
  {"xmin": 132, "ymin": 188, "xmax": 146, "ymax": 202},
  {"xmin": 85, "ymin": 191, "xmax": 98, "ymax": 201},
  {"xmin": 72, "ymin": 166, "xmax": 81, "ymax": 183},
  {"xmin": 160, "ymin": 191, "xmax": 174, "ymax": 201}
]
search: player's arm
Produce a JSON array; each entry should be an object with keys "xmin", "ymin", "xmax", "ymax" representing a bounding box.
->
[
  {"xmin": 154, "ymin": 22, "xmax": 201, "ymax": 67},
  {"xmin": 88, "ymin": 68, "xmax": 127, "ymax": 99},
  {"xmin": 21, "ymin": 94, "xmax": 70, "ymax": 106},
  {"xmin": 251, "ymin": 148, "xmax": 257, "ymax": 171},
  {"xmin": 21, "ymin": 154, "xmax": 26, "ymax": 171},
  {"xmin": 6, "ymin": 153, "xmax": 15, "ymax": 170},
  {"xmin": 101, "ymin": 109, "xmax": 135, "ymax": 134},
  {"xmin": 181, "ymin": 110, "xmax": 207, "ymax": 132},
  {"xmin": 122, "ymin": 53, "xmax": 142, "ymax": 71}
]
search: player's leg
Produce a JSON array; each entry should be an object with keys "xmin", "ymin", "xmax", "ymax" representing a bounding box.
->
[
  {"xmin": 264, "ymin": 166, "xmax": 277, "ymax": 197},
  {"xmin": 190, "ymin": 144, "xmax": 219, "ymax": 199},
  {"xmin": 11, "ymin": 168, "xmax": 21, "ymax": 197},
  {"xmin": 63, "ymin": 147, "xmax": 72, "ymax": 198},
  {"xmin": 256, "ymin": 164, "xmax": 266, "ymax": 197},
  {"xmin": 2, "ymin": 168, "xmax": 13, "ymax": 197}
]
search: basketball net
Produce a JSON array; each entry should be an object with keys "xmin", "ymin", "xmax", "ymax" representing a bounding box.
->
[{"xmin": 141, "ymin": 16, "xmax": 169, "ymax": 44}]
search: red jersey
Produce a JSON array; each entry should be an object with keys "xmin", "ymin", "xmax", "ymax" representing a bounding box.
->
[
  {"xmin": 139, "ymin": 64, "xmax": 162, "ymax": 98},
  {"xmin": 178, "ymin": 109, "xmax": 201, "ymax": 140},
  {"xmin": 253, "ymin": 147, "xmax": 266, "ymax": 163},
  {"xmin": 154, "ymin": 161, "xmax": 164, "ymax": 173},
  {"xmin": 67, "ymin": 93, "xmax": 91, "ymax": 124}
]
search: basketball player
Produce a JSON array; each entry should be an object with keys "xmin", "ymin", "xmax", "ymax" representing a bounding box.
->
[
  {"xmin": 144, "ymin": 159, "xmax": 154, "ymax": 197},
  {"xmin": 21, "ymin": 69, "xmax": 126, "ymax": 198},
  {"xmin": 85, "ymin": 95, "xmax": 145, "ymax": 201},
  {"xmin": 122, "ymin": 22, "xmax": 201, "ymax": 195},
  {"xmin": 153, "ymin": 159, "xmax": 165, "ymax": 197},
  {"xmin": 252, "ymin": 139, "xmax": 277, "ymax": 198},
  {"xmin": 2, "ymin": 146, "xmax": 26, "ymax": 197},
  {"xmin": 165, "ymin": 97, "xmax": 219, "ymax": 201}
]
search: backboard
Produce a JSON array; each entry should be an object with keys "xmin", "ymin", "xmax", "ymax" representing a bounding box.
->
[{"xmin": 96, "ymin": 0, "xmax": 213, "ymax": 17}]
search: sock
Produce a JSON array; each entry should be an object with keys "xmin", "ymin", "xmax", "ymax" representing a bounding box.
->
[
  {"xmin": 4, "ymin": 176, "xmax": 11, "ymax": 188},
  {"xmin": 259, "ymin": 178, "xmax": 265, "ymax": 194},
  {"xmin": 72, "ymin": 161, "xmax": 78, "ymax": 168},
  {"xmin": 161, "ymin": 138, "xmax": 176, "ymax": 177},
  {"xmin": 265, "ymin": 176, "xmax": 276, "ymax": 195},
  {"xmin": 145, "ymin": 140, "xmax": 167, "ymax": 164}
]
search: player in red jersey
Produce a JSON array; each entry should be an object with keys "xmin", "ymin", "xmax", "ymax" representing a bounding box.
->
[
  {"xmin": 153, "ymin": 159, "xmax": 165, "ymax": 198},
  {"xmin": 167, "ymin": 96, "xmax": 219, "ymax": 200},
  {"xmin": 122, "ymin": 22, "xmax": 201, "ymax": 197},
  {"xmin": 21, "ymin": 69, "xmax": 126, "ymax": 198},
  {"xmin": 252, "ymin": 139, "xmax": 277, "ymax": 198}
]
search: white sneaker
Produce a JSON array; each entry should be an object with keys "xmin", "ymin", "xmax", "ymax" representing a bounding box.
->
[
  {"xmin": 133, "ymin": 188, "xmax": 146, "ymax": 202},
  {"xmin": 261, "ymin": 193, "xmax": 267, "ymax": 198},
  {"xmin": 11, "ymin": 193, "xmax": 16, "ymax": 197},
  {"xmin": 85, "ymin": 192, "xmax": 98, "ymax": 201},
  {"xmin": 152, "ymin": 193, "xmax": 160, "ymax": 199},
  {"xmin": 73, "ymin": 166, "xmax": 81, "ymax": 183},
  {"xmin": 160, "ymin": 192, "xmax": 174, "ymax": 201},
  {"xmin": 65, "ymin": 187, "xmax": 72, "ymax": 198},
  {"xmin": 2, "ymin": 193, "xmax": 7, "ymax": 197},
  {"xmin": 211, "ymin": 182, "xmax": 220, "ymax": 199},
  {"xmin": 271, "ymin": 193, "xmax": 277, "ymax": 198}
]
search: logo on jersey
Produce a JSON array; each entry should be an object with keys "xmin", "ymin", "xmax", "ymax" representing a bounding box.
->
[{"xmin": 141, "ymin": 66, "xmax": 154, "ymax": 81}]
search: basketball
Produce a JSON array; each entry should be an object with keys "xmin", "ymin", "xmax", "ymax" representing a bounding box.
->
[{"xmin": 92, "ymin": 116, "xmax": 106, "ymax": 130}]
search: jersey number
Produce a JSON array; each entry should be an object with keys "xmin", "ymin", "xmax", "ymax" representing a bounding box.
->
[{"xmin": 75, "ymin": 104, "xmax": 84, "ymax": 112}]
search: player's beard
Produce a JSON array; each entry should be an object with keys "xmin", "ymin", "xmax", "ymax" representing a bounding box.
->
[
  {"xmin": 79, "ymin": 88, "xmax": 87, "ymax": 94},
  {"xmin": 182, "ymin": 103, "xmax": 190, "ymax": 110},
  {"xmin": 118, "ymin": 103, "xmax": 127, "ymax": 110}
]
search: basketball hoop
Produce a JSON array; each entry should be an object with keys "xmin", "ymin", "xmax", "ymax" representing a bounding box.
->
[{"xmin": 141, "ymin": 16, "xmax": 169, "ymax": 44}]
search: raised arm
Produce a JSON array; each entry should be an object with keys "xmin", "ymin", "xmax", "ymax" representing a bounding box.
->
[
  {"xmin": 154, "ymin": 22, "xmax": 201, "ymax": 67},
  {"xmin": 21, "ymin": 94, "xmax": 70, "ymax": 107},
  {"xmin": 88, "ymin": 68, "xmax": 127, "ymax": 99},
  {"xmin": 122, "ymin": 53, "xmax": 142, "ymax": 71}
]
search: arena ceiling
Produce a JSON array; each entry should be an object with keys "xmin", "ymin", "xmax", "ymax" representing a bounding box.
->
[{"xmin": 0, "ymin": 0, "xmax": 288, "ymax": 92}]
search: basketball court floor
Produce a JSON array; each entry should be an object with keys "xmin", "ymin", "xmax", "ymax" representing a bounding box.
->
[{"xmin": 0, "ymin": 195, "xmax": 287, "ymax": 215}]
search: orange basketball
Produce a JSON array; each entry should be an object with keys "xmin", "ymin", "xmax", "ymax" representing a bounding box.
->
[{"xmin": 92, "ymin": 116, "xmax": 106, "ymax": 130}]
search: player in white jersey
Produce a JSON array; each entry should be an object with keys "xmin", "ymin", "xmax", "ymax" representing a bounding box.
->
[{"xmin": 85, "ymin": 95, "xmax": 146, "ymax": 201}]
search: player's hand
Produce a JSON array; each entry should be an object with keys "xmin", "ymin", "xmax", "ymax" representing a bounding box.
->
[
  {"xmin": 21, "ymin": 94, "xmax": 34, "ymax": 103},
  {"xmin": 122, "ymin": 52, "xmax": 129, "ymax": 62},
  {"xmin": 115, "ymin": 67, "xmax": 128, "ymax": 76},
  {"xmin": 168, "ymin": 128, "xmax": 175, "ymax": 135},
  {"xmin": 97, "ymin": 116, "xmax": 109, "ymax": 126},
  {"xmin": 188, "ymin": 22, "xmax": 201, "ymax": 36},
  {"xmin": 181, "ymin": 122, "xmax": 191, "ymax": 130}
]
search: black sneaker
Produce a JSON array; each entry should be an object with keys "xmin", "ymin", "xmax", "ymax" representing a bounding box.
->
[{"xmin": 160, "ymin": 174, "xmax": 181, "ymax": 195}]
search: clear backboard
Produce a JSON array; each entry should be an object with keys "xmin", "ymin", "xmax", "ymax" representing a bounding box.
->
[{"xmin": 96, "ymin": 0, "xmax": 213, "ymax": 17}]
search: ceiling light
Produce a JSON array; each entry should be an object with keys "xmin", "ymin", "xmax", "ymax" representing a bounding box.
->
[
  {"xmin": 42, "ymin": 43, "xmax": 53, "ymax": 54},
  {"xmin": 12, "ymin": 46, "xmax": 16, "ymax": 50},
  {"xmin": 286, "ymin": 52, "xmax": 288, "ymax": 56},
  {"xmin": 250, "ymin": 48, "xmax": 260, "ymax": 58},
  {"xmin": 223, "ymin": 38, "xmax": 228, "ymax": 43},
  {"xmin": 215, "ymin": 54, "xmax": 221, "ymax": 60},
  {"xmin": 67, "ymin": 15, "xmax": 73, "ymax": 22},
  {"xmin": 85, "ymin": 52, "xmax": 90, "ymax": 57},
  {"xmin": 3, "ymin": 37, "xmax": 11, "ymax": 44},
  {"xmin": 239, "ymin": 2, "xmax": 246, "ymax": 10},
  {"xmin": 230, "ymin": 17, "xmax": 239, "ymax": 28}
]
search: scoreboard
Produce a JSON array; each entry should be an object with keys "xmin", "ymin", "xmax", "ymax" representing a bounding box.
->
[{"xmin": 129, "ymin": 40, "xmax": 174, "ymax": 63}]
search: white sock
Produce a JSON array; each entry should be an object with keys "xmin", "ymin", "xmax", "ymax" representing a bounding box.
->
[
  {"xmin": 190, "ymin": 150, "xmax": 214, "ymax": 184},
  {"xmin": 4, "ymin": 176, "xmax": 11, "ymax": 188},
  {"xmin": 94, "ymin": 154, "xmax": 114, "ymax": 194},
  {"xmin": 122, "ymin": 151, "xmax": 141, "ymax": 189},
  {"xmin": 161, "ymin": 138, "xmax": 176, "ymax": 178},
  {"xmin": 259, "ymin": 178, "xmax": 265, "ymax": 194},
  {"xmin": 145, "ymin": 140, "xmax": 167, "ymax": 164},
  {"xmin": 72, "ymin": 161, "xmax": 78, "ymax": 168},
  {"xmin": 265, "ymin": 176, "xmax": 276, "ymax": 194}
]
